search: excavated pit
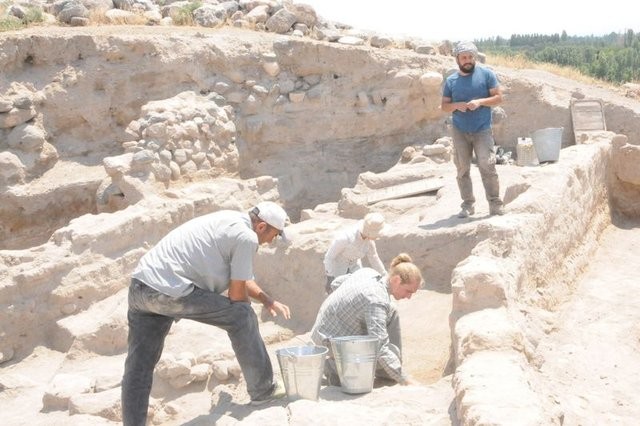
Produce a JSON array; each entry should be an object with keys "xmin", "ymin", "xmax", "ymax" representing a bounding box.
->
[{"xmin": 1, "ymin": 26, "xmax": 640, "ymax": 425}]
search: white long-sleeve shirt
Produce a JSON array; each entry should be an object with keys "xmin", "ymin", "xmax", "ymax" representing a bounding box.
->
[{"xmin": 323, "ymin": 221, "xmax": 386, "ymax": 277}]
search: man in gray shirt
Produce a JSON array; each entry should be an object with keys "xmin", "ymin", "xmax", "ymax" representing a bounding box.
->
[{"xmin": 122, "ymin": 201, "xmax": 291, "ymax": 426}]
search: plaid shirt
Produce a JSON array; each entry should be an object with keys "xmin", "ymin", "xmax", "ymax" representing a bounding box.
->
[{"xmin": 311, "ymin": 268, "xmax": 404, "ymax": 383}]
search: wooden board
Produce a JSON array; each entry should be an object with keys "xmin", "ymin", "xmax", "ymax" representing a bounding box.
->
[
  {"xmin": 365, "ymin": 178, "xmax": 444, "ymax": 205},
  {"xmin": 571, "ymin": 99, "xmax": 606, "ymax": 142}
]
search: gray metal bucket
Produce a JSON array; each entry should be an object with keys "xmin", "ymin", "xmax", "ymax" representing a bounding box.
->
[
  {"xmin": 531, "ymin": 127, "xmax": 563, "ymax": 162},
  {"xmin": 276, "ymin": 345, "xmax": 328, "ymax": 402},
  {"xmin": 330, "ymin": 335, "xmax": 379, "ymax": 394}
]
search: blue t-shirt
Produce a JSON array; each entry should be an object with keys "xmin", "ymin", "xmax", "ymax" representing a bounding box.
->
[{"xmin": 443, "ymin": 66, "xmax": 499, "ymax": 133}]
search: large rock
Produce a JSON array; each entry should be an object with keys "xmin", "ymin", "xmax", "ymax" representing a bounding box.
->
[
  {"xmin": 266, "ymin": 8, "xmax": 296, "ymax": 33},
  {"xmin": 68, "ymin": 386, "xmax": 122, "ymax": 421},
  {"xmin": 285, "ymin": 2, "xmax": 316, "ymax": 27},
  {"xmin": 454, "ymin": 307, "xmax": 526, "ymax": 364},
  {"xmin": 42, "ymin": 373, "xmax": 93, "ymax": 411},
  {"xmin": 453, "ymin": 351, "xmax": 560, "ymax": 425},
  {"xmin": 7, "ymin": 123, "xmax": 47, "ymax": 152},
  {"xmin": 0, "ymin": 151, "xmax": 26, "ymax": 186},
  {"xmin": 0, "ymin": 107, "xmax": 36, "ymax": 128},
  {"xmin": 613, "ymin": 136, "xmax": 640, "ymax": 185}
]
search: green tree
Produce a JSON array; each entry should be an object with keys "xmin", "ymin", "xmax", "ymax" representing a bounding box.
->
[{"xmin": 476, "ymin": 30, "xmax": 640, "ymax": 84}]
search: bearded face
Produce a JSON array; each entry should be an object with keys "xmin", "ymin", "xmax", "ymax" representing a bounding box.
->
[{"xmin": 456, "ymin": 52, "xmax": 476, "ymax": 74}]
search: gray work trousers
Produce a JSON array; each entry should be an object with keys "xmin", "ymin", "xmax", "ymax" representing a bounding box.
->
[
  {"xmin": 121, "ymin": 278, "xmax": 274, "ymax": 426},
  {"xmin": 451, "ymin": 127, "xmax": 503, "ymax": 208},
  {"xmin": 322, "ymin": 305, "xmax": 402, "ymax": 385}
]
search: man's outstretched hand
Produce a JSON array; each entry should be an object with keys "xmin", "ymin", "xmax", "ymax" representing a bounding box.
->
[{"xmin": 267, "ymin": 300, "xmax": 291, "ymax": 320}]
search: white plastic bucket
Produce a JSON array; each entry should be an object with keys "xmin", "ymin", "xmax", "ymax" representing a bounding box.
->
[
  {"xmin": 531, "ymin": 127, "xmax": 563, "ymax": 162},
  {"xmin": 516, "ymin": 137, "xmax": 539, "ymax": 167},
  {"xmin": 276, "ymin": 345, "xmax": 328, "ymax": 402},
  {"xmin": 330, "ymin": 335, "xmax": 379, "ymax": 394}
]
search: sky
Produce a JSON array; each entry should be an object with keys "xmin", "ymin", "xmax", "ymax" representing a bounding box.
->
[{"xmin": 298, "ymin": 0, "xmax": 640, "ymax": 42}]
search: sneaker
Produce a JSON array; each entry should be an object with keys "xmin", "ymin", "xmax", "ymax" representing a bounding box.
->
[
  {"xmin": 457, "ymin": 205, "xmax": 475, "ymax": 218},
  {"xmin": 490, "ymin": 205, "xmax": 505, "ymax": 216},
  {"xmin": 249, "ymin": 380, "xmax": 286, "ymax": 406}
]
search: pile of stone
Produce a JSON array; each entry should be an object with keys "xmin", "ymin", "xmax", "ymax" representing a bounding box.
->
[
  {"xmin": 2, "ymin": 0, "xmax": 452, "ymax": 54},
  {"xmin": 0, "ymin": 90, "xmax": 57, "ymax": 187}
]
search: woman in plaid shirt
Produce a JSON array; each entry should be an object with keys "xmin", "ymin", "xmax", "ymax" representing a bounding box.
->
[{"xmin": 311, "ymin": 253, "xmax": 423, "ymax": 386}]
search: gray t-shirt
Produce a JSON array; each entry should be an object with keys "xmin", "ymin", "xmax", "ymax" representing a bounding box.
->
[{"xmin": 132, "ymin": 210, "xmax": 257, "ymax": 297}]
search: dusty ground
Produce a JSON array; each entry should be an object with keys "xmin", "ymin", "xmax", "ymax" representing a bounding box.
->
[
  {"xmin": 4, "ymin": 158, "xmax": 639, "ymax": 425},
  {"xmin": 400, "ymin": 290, "xmax": 453, "ymax": 383},
  {"xmin": 535, "ymin": 219, "xmax": 640, "ymax": 424},
  {"xmin": 6, "ymin": 157, "xmax": 640, "ymax": 425}
]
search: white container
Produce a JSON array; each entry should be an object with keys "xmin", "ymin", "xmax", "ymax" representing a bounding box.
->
[
  {"xmin": 330, "ymin": 335, "xmax": 379, "ymax": 394},
  {"xmin": 516, "ymin": 137, "xmax": 539, "ymax": 167},
  {"xmin": 276, "ymin": 345, "xmax": 328, "ymax": 401},
  {"xmin": 531, "ymin": 127, "xmax": 563, "ymax": 162}
]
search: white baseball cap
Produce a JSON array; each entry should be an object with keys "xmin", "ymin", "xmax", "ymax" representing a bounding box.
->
[{"xmin": 253, "ymin": 201, "xmax": 289, "ymax": 241}]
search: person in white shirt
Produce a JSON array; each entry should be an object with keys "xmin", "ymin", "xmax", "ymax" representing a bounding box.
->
[{"xmin": 323, "ymin": 212, "xmax": 387, "ymax": 294}]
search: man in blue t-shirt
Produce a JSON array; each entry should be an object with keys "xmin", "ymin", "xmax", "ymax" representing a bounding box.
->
[{"xmin": 442, "ymin": 41, "xmax": 505, "ymax": 218}]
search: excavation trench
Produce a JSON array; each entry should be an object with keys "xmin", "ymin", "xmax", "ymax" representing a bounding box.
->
[{"xmin": 1, "ymin": 27, "xmax": 640, "ymax": 425}]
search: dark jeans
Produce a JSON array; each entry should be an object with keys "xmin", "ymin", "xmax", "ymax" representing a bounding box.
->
[{"xmin": 121, "ymin": 278, "xmax": 274, "ymax": 426}]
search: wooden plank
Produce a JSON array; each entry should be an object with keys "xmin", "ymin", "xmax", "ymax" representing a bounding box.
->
[
  {"xmin": 571, "ymin": 99, "xmax": 606, "ymax": 141},
  {"xmin": 366, "ymin": 178, "xmax": 444, "ymax": 205}
]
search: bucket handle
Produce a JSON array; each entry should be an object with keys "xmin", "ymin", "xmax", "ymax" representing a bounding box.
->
[
  {"xmin": 281, "ymin": 347, "xmax": 327, "ymax": 397},
  {"xmin": 283, "ymin": 349, "xmax": 306, "ymax": 397},
  {"xmin": 283, "ymin": 348, "xmax": 299, "ymax": 364}
]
